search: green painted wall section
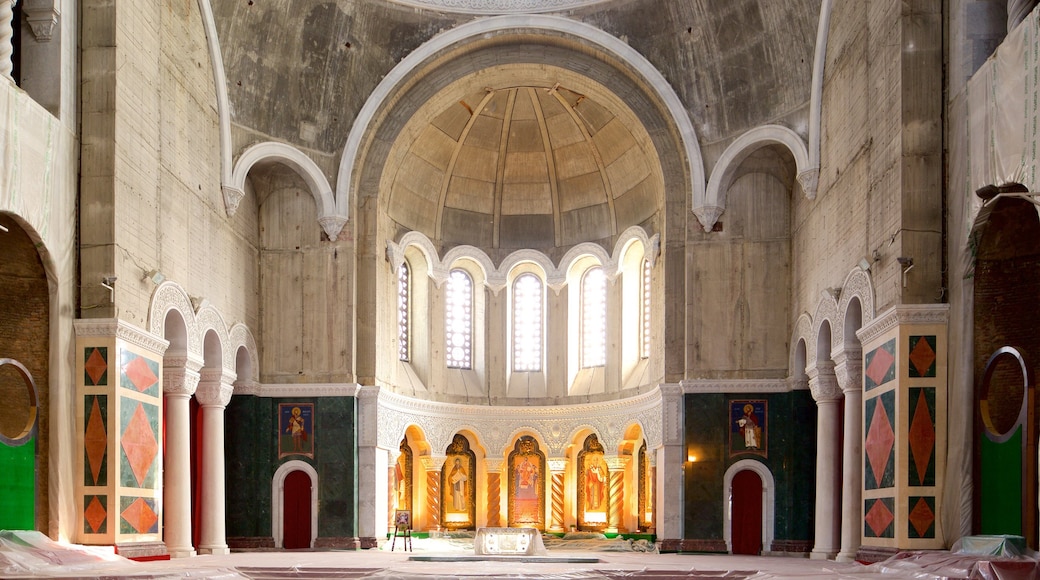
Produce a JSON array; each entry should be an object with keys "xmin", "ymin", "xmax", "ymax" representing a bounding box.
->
[
  {"xmin": 225, "ymin": 396, "xmax": 357, "ymax": 541},
  {"xmin": 981, "ymin": 427, "xmax": 1023, "ymax": 536},
  {"xmin": 683, "ymin": 391, "xmax": 817, "ymax": 547},
  {"xmin": 0, "ymin": 437, "xmax": 35, "ymax": 530}
]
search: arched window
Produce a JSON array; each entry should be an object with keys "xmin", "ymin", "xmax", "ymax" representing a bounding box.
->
[
  {"xmin": 641, "ymin": 258, "xmax": 651, "ymax": 359},
  {"xmin": 446, "ymin": 269, "xmax": 472, "ymax": 369},
  {"xmin": 581, "ymin": 267, "xmax": 606, "ymax": 368},
  {"xmin": 397, "ymin": 262, "xmax": 410, "ymax": 362},
  {"xmin": 513, "ymin": 273, "xmax": 543, "ymax": 372}
]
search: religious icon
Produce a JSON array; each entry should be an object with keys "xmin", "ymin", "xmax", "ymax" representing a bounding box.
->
[
  {"xmin": 441, "ymin": 434, "xmax": 475, "ymax": 529},
  {"xmin": 577, "ymin": 433, "xmax": 609, "ymax": 530},
  {"xmin": 394, "ymin": 509, "xmax": 412, "ymax": 529},
  {"xmin": 508, "ymin": 436, "xmax": 545, "ymax": 529},
  {"xmin": 278, "ymin": 403, "xmax": 314, "ymax": 458},
  {"xmin": 730, "ymin": 400, "xmax": 767, "ymax": 457},
  {"xmin": 585, "ymin": 458, "xmax": 608, "ymax": 509}
]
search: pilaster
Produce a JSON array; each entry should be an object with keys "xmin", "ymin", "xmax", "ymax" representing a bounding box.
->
[
  {"xmin": 856, "ymin": 305, "xmax": 949, "ymax": 553},
  {"xmin": 74, "ymin": 319, "xmax": 169, "ymax": 558}
]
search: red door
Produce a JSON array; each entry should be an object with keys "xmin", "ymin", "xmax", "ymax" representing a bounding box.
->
[
  {"xmin": 283, "ymin": 470, "xmax": 312, "ymax": 549},
  {"xmin": 731, "ymin": 469, "xmax": 763, "ymax": 555}
]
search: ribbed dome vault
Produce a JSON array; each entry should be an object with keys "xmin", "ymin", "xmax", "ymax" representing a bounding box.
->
[{"xmin": 384, "ymin": 82, "xmax": 663, "ymax": 250}]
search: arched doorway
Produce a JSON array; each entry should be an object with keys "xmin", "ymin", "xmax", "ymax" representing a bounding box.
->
[
  {"xmin": 731, "ymin": 469, "xmax": 763, "ymax": 555},
  {"xmin": 283, "ymin": 470, "xmax": 312, "ymax": 549},
  {"xmin": 723, "ymin": 459, "xmax": 775, "ymax": 554}
]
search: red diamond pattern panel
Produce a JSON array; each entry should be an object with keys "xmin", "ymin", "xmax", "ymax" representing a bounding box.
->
[
  {"xmin": 84, "ymin": 496, "xmax": 107, "ymax": 533},
  {"xmin": 866, "ymin": 398, "xmax": 895, "ymax": 488},
  {"xmin": 85, "ymin": 348, "xmax": 107, "ymax": 386},
  {"xmin": 124, "ymin": 356, "xmax": 158, "ymax": 393},
  {"xmin": 121, "ymin": 497, "xmax": 158, "ymax": 534},
  {"xmin": 865, "ymin": 498, "xmax": 895, "ymax": 537},
  {"xmin": 865, "ymin": 346, "xmax": 895, "ymax": 387},
  {"xmin": 909, "ymin": 497, "xmax": 935, "ymax": 538},
  {"xmin": 121, "ymin": 403, "xmax": 158, "ymax": 487},
  {"xmin": 909, "ymin": 390, "xmax": 936, "ymax": 485},
  {"xmin": 909, "ymin": 337, "xmax": 937, "ymax": 377},
  {"xmin": 84, "ymin": 397, "xmax": 107, "ymax": 485}
]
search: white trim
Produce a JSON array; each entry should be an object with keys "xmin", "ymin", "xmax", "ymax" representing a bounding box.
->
[
  {"xmin": 723, "ymin": 459, "xmax": 775, "ymax": 555},
  {"xmin": 334, "ymin": 15, "xmax": 704, "ymax": 220},
  {"xmin": 196, "ymin": 0, "xmax": 233, "ymax": 188},
  {"xmin": 231, "ymin": 141, "xmax": 337, "ymax": 217},
  {"xmin": 272, "ymin": 460, "xmax": 319, "ymax": 549},
  {"xmin": 385, "ymin": 0, "xmax": 612, "ymax": 14},
  {"xmin": 698, "ymin": 124, "xmax": 810, "ymax": 232}
]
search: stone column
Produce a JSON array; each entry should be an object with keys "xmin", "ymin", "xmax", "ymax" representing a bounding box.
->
[
  {"xmin": 835, "ymin": 348, "xmax": 864, "ymax": 563},
  {"xmin": 162, "ymin": 354, "xmax": 202, "ymax": 558},
  {"xmin": 606, "ymin": 456, "xmax": 628, "ymax": 533},
  {"xmin": 423, "ymin": 456, "xmax": 444, "ymax": 531},
  {"xmin": 548, "ymin": 458, "xmax": 567, "ymax": 532},
  {"xmin": 355, "ymin": 385, "xmax": 384, "ymax": 548},
  {"xmin": 195, "ymin": 368, "xmax": 234, "ymax": 555},
  {"xmin": 485, "ymin": 459, "xmax": 502, "ymax": 528},
  {"xmin": 657, "ymin": 384, "xmax": 685, "ymax": 551},
  {"xmin": 808, "ymin": 361, "xmax": 842, "ymax": 560},
  {"xmin": 0, "ymin": 0, "xmax": 13, "ymax": 80}
]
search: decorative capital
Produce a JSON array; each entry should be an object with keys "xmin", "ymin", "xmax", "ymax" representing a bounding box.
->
[
  {"xmin": 548, "ymin": 458, "xmax": 568, "ymax": 472},
  {"xmin": 163, "ymin": 356, "xmax": 201, "ymax": 397},
  {"xmin": 807, "ymin": 361, "xmax": 842, "ymax": 402},
  {"xmin": 221, "ymin": 184, "xmax": 245, "ymax": 217},
  {"xmin": 797, "ymin": 167, "xmax": 819, "ymax": 200},
  {"xmin": 692, "ymin": 205, "xmax": 724, "ymax": 233},
  {"xmin": 23, "ymin": 0, "xmax": 59, "ymax": 42},
  {"xmin": 196, "ymin": 368, "xmax": 235, "ymax": 407},
  {"xmin": 319, "ymin": 215, "xmax": 348, "ymax": 241}
]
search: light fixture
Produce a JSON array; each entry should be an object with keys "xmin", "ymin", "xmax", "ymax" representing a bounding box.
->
[
  {"xmin": 858, "ymin": 257, "xmax": 872, "ymax": 272},
  {"xmin": 143, "ymin": 269, "xmax": 165, "ymax": 285},
  {"xmin": 101, "ymin": 276, "xmax": 117, "ymax": 301},
  {"xmin": 897, "ymin": 257, "xmax": 914, "ymax": 288}
]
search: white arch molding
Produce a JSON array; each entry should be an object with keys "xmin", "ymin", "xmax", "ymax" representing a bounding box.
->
[
  {"xmin": 722, "ymin": 459, "xmax": 775, "ymax": 554},
  {"xmin": 272, "ymin": 460, "xmax": 320, "ymax": 549}
]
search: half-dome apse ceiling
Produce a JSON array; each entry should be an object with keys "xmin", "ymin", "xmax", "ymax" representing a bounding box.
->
[{"xmin": 383, "ymin": 68, "xmax": 665, "ymax": 251}]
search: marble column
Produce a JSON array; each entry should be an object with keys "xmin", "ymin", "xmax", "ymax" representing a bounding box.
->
[
  {"xmin": 485, "ymin": 459, "xmax": 502, "ymax": 528},
  {"xmin": 355, "ymin": 385, "xmax": 384, "ymax": 547},
  {"xmin": 548, "ymin": 458, "xmax": 567, "ymax": 532},
  {"xmin": 834, "ymin": 348, "xmax": 864, "ymax": 563},
  {"xmin": 657, "ymin": 384, "xmax": 685, "ymax": 551},
  {"xmin": 423, "ymin": 456, "xmax": 444, "ymax": 531},
  {"xmin": 195, "ymin": 368, "xmax": 234, "ymax": 555},
  {"xmin": 162, "ymin": 355, "xmax": 202, "ymax": 558},
  {"xmin": 808, "ymin": 361, "xmax": 842, "ymax": 560},
  {"xmin": 606, "ymin": 455, "xmax": 628, "ymax": 533}
]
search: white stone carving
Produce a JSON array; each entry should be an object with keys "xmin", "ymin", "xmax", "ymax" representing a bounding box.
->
[
  {"xmin": 693, "ymin": 205, "xmax": 725, "ymax": 233},
  {"xmin": 319, "ymin": 215, "xmax": 348, "ymax": 241},
  {"xmin": 856, "ymin": 304, "xmax": 951, "ymax": 345},
  {"xmin": 797, "ymin": 168, "xmax": 819, "ymax": 200},
  {"xmin": 387, "ymin": 0, "xmax": 608, "ymax": 14},
  {"xmin": 252, "ymin": 383, "xmax": 359, "ymax": 398},
  {"xmin": 221, "ymin": 184, "xmax": 245, "ymax": 217},
  {"xmin": 196, "ymin": 368, "xmax": 235, "ymax": 407},
  {"xmin": 681, "ymin": 378, "xmax": 791, "ymax": 393},
  {"xmin": 74, "ymin": 318, "xmax": 171, "ymax": 358},
  {"xmin": 23, "ymin": 0, "xmax": 59, "ymax": 42}
]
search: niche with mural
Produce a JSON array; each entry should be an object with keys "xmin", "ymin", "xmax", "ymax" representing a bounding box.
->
[
  {"xmin": 577, "ymin": 433, "xmax": 609, "ymax": 531},
  {"xmin": 507, "ymin": 435, "xmax": 545, "ymax": 529},
  {"xmin": 441, "ymin": 434, "xmax": 476, "ymax": 530}
]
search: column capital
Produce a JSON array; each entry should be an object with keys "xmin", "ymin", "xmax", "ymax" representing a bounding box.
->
[
  {"xmin": 548, "ymin": 458, "xmax": 568, "ymax": 472},
  {"xmin": 196, "ymin": 368, "xmax": 235, "ymax": 407},
  {"xmin": 807, "ymin": 361, "xmax": 842, "ymax": 402},
  {"xmin": 833, "ymin": 347, "xmax": 863, "ymax": 395},
  {"xmin": 163, "ymin": 353, "xmax": 204, "ymax": 397},
  {"xmin": 605, "ymin": 455, "xmax": 629, "ymax": 471},
  {"xmin": 485, "ymin": 458, "xmax": 503, "ymax": 472},
  {"xmin": 421, "ymin": 455, "xmax": 445, "ymax": 471}
]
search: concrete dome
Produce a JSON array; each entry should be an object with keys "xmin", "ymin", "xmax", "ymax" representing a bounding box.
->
[{"xmin": 383, "ymin": 76, "xmax": 663, "ymax": 250}]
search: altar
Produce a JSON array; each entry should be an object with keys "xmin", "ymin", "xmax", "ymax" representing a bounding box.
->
[{"xmin": 473, "ymin": 527, "xmax": 547, "ymax": 556}]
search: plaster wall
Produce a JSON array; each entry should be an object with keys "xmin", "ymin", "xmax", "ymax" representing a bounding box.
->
[{"xmin": 80, "ymin": 1, "xmax": 259, "ymax": 333}]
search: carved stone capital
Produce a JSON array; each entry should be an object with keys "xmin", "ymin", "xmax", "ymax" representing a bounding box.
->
[
  {"xmin": 833, "ymin": 347, "xmax": 863, "ymax": 394},
  {"xmin": 196, "ymin": 368, "xmax": 235, "ymax": 407},
  {"xmin": 692, "ymin": 205, "xmax": 724, "ymax": 233},
  {"xmin": 318, "ymin": 215, "xmax": 348, "ymax": 241},
  {"xmin": 807, "ymin": 361, "xmax": 842, "ymax": 402},
  {"xmin": 421, "ymin": 456, "xmax": 445, "ymax": 471},
  {"xmin": 221, "ymin": 184, "xmax": 245, "ymax": 217},
  {"xmin": 484, "ymin": 458, "xmax": 503, "ymax": 471},
  {"xmin": 548, "ymin": 458, "xmax": 568, "ymax": 472},
  {"xmin": 605, "ymin": 455, "xmax": 629, "ymax": 471},
  {"xmin": 23, "ymin": 0, "xmax": 59, "ymax": 42},
  {"xmin": 797, "ymin": 167, "xmax": 819, "ymax": 200},
  {"xmin": 163, "ymin": 365, "xmax": 200, "ymax": 397},
  {"xmin": 232, "ymin": 379, "xmax": 261, "ymax": 396}
]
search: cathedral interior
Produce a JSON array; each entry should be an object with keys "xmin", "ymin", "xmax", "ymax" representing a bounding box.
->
[{"xmin": 2, "ymin": 0, "xmax": 1040, "ymax": 568}]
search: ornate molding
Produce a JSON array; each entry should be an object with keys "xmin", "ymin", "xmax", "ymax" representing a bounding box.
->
[
  {"xmin": 386, "ymin": 0, "xmax": 609, "ymax": 13},
  {"xmin": 375, "ymin": 387, "xmax": 665, "ymax": 457},
  {"xmin": 807, "ymin": 361, "xmax": 842, "ymax": 402},
  {"xmin": 856, "ymin": 304, "xmax": 950, "ymax": 345},
  {"xmin": 252, "ymin": 383, "xmax": 359, "ymax": 398},
  {"xmin": 797, "ymin": 167, "xmax": 819, "ymax": 200},
  {"xmin": 547, "ymin": 458, "xmax": 568, "ymax": 472},
  {"xmin": 221, "ymin": 184, "xmax": 245, "ymax": 217},
  {"xmin": 74, "ymin": 318, "xmax": 171, "ymax": 358},
  {"xmin": 196, "ymin": 369, "xmax": 235, "ymax": 407},
  {"xmin": 692, "ymin": 205, "xmax": 724, "ymax": 233},
  {"xmin": 23, "ymin": 0, "xmax": 59, "ymax": 42},
  {"xmin": 318, "ymin": 215, "xmax": 348, "ymax": 241},
  {"xmin": 681, "ymin": 378, "xmax": 791, "ymax": 394}
]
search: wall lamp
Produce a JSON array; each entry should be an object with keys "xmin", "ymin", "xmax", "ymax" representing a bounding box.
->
[
  {"xmin": 897, "ymin": 257, "xmax": 914, "ymax": 287},
  {"xmin": 143, "ymin": 269, "xmax": 165, "ymax": 285},
  {"xmin": 101, "ymin": 276, "xmax": 117, "ymax": 301}
]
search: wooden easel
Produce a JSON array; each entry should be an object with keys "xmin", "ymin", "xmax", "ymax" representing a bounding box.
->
[{"xmin": 391, "ymin": 510, "xmax": 412, "ymax": 552}]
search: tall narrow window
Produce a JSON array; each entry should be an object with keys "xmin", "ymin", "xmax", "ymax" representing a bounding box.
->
[
  {"xmin": 397, "ymin": 262, "xmax": 410, "ymax": 362},
  {"xmin": 513, "ymin": 273, "xmax": 543, "ymax": 372},
  {"xmin": 581, "ymin": 267, "xmax": 606, "ymax": 368},
  {"xmin": 445, "ymin": 269, "xmax": 472, "ymax": 369},
  {"xmin": 641, "ymin": 259, "xmax": 651, "ymax": 359}
]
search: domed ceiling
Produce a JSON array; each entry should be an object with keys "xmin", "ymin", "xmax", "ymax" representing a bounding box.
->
[{"xmin": 383, "ymin": 79, "xmax": 663, "ymax": 250}]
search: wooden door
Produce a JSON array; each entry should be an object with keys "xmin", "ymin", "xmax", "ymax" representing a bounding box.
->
[
  {"xmin": 283, "ymin": 470, "xmax": 312, "ymax": 549},
  {"xmin": 731, "ymin": 469, "xmax": 762, "ymax": 555}
]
